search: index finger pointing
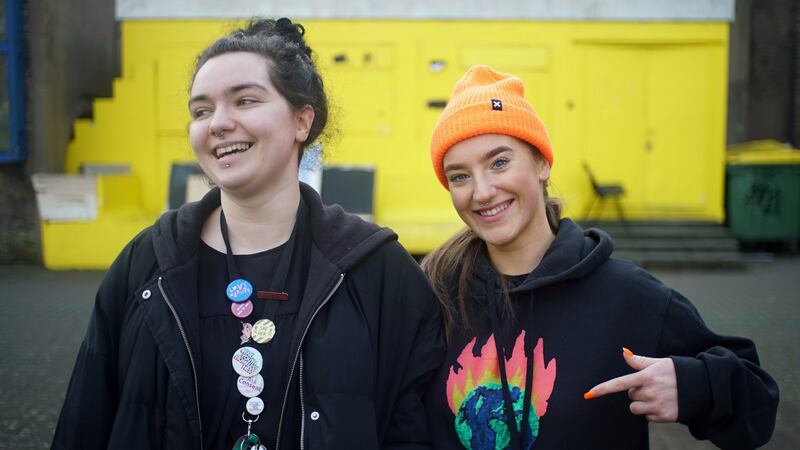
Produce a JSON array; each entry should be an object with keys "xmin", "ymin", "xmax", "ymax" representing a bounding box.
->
[{"xmin": 584, "ymin": 372, "xmax": 643, "ymax": 399}]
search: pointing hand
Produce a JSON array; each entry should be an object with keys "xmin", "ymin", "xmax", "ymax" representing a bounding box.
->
[{"xmin": 583, "ymin": 348, "xmax": 679, "ymax": 423}]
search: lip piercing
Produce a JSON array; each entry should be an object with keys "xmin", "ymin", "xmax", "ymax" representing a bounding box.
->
[
  {"xmin": 213, "ymin": 130, "xmax": 225, "ymax": 138},
  {"xmin": 225, "ymin": 164, "xmax": 231, "ymax": 168}
]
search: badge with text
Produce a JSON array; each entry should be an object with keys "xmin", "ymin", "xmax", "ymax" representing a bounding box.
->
[
  {"xmin": 251, "ymin": 319, "xmax": 276, "ymax": 344},
  {"xmin": 232, "ymin": 346, "xmax": 263, "ymax": 377},
  {"xmin": 237, "ymin": 374, "xmax": 265, "ymax": 398},
  {"xmin": 227, "ymin": 279, "xmax": 253, "ymax": 302}
]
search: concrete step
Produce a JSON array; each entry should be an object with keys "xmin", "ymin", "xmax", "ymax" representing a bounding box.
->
[
  {"xmin": 613, "ymin": 238, "xmax": 740, "ymax": 252},
  {"xmin": 580, "ymin": 220, "xmax": 748, "ymax": 269},
  {"xmin": 585, "ymin": 221, "xmax": 733, "ymax": 239},
  {"xmin": 613, "ymin": 250, "xmax": 748, "ymax": 270}
]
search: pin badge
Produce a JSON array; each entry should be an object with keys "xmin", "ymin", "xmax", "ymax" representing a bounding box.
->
[
  {"xmin": 232, "ymin": 346, "xmax": 263, "ymax": 377},
  {"xmin": 237, "ymin": 374, "xmax": 265, "ymax": 398},
  {"xmin": 246, "ymin": 396, "xmax": 265, "ymax": 415},
  {"xmin": 240, "ymin": 322, "xmax": 253, "ymax": 345},
  {"xmin": 227, "ymin": 279, "xmax": 253, "ymax": 302},
  {"xmin": 231, "ymin": 300, "xmax": 254, "ymax": 319},
  {"xmin": 251, "ymin": 319, "xmax": 276, "ymax": 344}
]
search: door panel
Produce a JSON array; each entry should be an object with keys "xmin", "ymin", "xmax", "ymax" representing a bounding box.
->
[
  {"xmin": 646, "ymin": 46, "xmax": 712, "ymax": 212},
  {"xmin": 581, "ymin": 45, "xmax": 649, "ymax": 209},
  {"xmin": 581, "ymin": 43, "xmax": 715, "ymax": 216}
]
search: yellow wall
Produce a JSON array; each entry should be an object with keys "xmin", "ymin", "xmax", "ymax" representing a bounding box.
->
[{"xmin": 47, "ymin": 19, "xmax": 729, "ymax": 268}]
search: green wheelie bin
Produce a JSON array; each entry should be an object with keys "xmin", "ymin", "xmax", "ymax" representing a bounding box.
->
[{"xmin": 726, "ymin": 140, "xmax": 800, "ymax": 243}]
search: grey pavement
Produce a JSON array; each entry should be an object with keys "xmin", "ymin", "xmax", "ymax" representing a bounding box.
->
[
  {"xmin": 648, "ymin": 259, "xmax": 800, "ymax": 450},
  {"xmin": 0, "ymin": 258, "xmax": 798, "ymax": 449}
]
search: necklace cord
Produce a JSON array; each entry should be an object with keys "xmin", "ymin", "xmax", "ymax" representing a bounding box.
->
[
  {"xmin": 220, "ymin": 199, "xmax": 309, "ymax": 444},
  {"xmin": 488, "ymin": 293, "xmax": 523, "ymax": 450}
]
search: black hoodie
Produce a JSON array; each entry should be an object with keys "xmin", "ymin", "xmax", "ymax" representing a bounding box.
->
[
  {"xmin": 52, "ymin": 183, "xmax": 445, "ymax": 450},
  {"xmin": 426, "ymin": 219, "xmax": 778, "ymax": 450}
]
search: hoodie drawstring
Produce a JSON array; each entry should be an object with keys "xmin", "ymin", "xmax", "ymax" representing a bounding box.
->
[{"xmin": 488, "ymin": 289, "xmax": 536, "ymax": 450}]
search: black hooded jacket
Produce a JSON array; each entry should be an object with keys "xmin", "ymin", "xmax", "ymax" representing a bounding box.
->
[
  {"xmin": 52, "ymin": 183, "xmax": 445, "ymax": 450},
  {"xmin": 426, "ymin": 219, "xmax": 778, "ymax": 450}
]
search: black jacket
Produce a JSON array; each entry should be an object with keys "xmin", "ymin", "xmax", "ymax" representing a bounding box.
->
[
  {"xmin": 426, "ymin": 219, "xmax": 779, "ymax": 450},
  {"xmin": 52, "ymin": 184, "xmax": 445, "ymax": 450}
]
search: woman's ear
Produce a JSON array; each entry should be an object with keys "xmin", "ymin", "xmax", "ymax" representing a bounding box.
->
[
  {"xmin": 537, "ymin": 159, "xmax": 551, "ymax": 182},
  {"xmin": 295, "ymin": 105, "xmax": 315, "ymax": 142}
]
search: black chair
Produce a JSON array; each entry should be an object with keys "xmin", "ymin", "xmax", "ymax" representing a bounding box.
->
[{"xmin": 582, "ymin": 162, "xmax": 626, "ymax": 227}]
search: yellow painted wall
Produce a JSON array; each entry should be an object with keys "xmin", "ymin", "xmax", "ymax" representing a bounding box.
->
[{"xmin": 47, "ymin": 19, "xmax": 729, "ymax": 268}]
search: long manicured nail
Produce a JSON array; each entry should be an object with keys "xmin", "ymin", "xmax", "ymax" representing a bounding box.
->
[
  {"xmin": 583, "ymin": 390, "xmax": 596, "ymax": 400},
  {"xmin": 622, "ymin": 347, "xmax": 634, "ymax": 357}
]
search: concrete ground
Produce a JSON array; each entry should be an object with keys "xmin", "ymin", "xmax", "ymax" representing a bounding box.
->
[
  {"xmin": 0, "ymin": 258, "xmax": 798, "ymax": 449},
  {"xmin": 648, "ymin": 259, "xmax": 799, "ymax": 449}
]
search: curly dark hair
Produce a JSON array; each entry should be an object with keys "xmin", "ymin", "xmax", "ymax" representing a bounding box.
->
[{"xmin": 191, "ymin": 18, "xmax": 329, "ymax": 155}]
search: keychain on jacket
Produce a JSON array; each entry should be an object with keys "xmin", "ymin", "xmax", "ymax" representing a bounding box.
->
[
  {"xmin": 222, "ymin": 205, "xmax": 300, "ymax": 450},
  {"xmin": 234, "ymin": 413, "xmax": 266, "ymax": 450}
]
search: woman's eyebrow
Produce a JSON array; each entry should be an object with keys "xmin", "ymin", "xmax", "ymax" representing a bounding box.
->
[
  {"xmin": 484, "ymin": 146, "xmax": 512, "ymax": 160},
  {"xmin": 188, "ymin": 83, "xmax": 269, "ymax": 107},
  {"xmin": 443, "ymin": 146, "xmax": 512, "ymax": 172},
  {"xmin": 228, "ymin": 82, "xmax": 268, "ymax": 94}
]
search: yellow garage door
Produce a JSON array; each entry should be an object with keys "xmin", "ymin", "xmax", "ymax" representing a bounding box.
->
[{"xmin": 579, "ymin": 42, "xmax": 723, "ymax": 218}]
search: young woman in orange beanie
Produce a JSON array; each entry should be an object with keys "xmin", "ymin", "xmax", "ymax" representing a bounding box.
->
[{"xmin": 422, "ymin": 65, "xmax": 778, "ymax": 450}]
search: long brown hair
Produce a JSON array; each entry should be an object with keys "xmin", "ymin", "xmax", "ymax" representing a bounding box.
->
[{"xmin": 420, "ymin": 159, "xmax": 562, "ymax": 341}]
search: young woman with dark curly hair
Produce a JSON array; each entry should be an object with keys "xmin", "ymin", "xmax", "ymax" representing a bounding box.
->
[{"xmin": 53, "ymin": 18, "xmax": 444, "ymax": 450}]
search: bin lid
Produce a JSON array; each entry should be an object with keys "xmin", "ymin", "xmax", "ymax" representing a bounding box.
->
[{"xmin": 727, "ymin": 140, "xmax": 800, "ymax": 165}]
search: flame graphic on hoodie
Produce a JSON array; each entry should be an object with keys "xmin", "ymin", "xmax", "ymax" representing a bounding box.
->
[{"xmin": 446, "ymin": 332, "xmax": 556, "ymax": 449}]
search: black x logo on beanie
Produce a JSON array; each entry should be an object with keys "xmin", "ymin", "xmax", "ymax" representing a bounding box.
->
[{"xmin": 491, "ymin": 99, "xmax": 503, "ymax": 111}]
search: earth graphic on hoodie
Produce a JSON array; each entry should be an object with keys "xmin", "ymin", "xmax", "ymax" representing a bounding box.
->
[
  {"xmin": 455, "ymin": 382, "xmax": 537, "ymax": 449},
  {"xmin": 446, "ymin": 332, "xmax": 557, "ymax": 450}
]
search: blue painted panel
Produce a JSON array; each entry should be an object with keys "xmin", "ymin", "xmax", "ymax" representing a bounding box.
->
[{"xmin": 0, "ymin": 0, "xmax": 26, "ymax": 163}]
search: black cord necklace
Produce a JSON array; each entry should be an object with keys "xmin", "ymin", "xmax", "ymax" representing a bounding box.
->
[
  {"xmin": 221, "ymin": 205, "xmax": 299, "ymax": 450},
  {"xmin": 487, "ymin": 290, "xmax": 536, "ymax": 450}
]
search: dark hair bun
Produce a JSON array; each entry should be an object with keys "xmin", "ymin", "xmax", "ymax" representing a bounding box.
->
[
  {"xmin": 274, "ymin": 18, "xmax": 310, "ymax": 57},
  {"xmin": 275, "ymin": 17, "xmax": 304, "ymax": 37}
]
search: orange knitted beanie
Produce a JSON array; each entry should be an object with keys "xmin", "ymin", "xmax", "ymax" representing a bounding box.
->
[{"xmin": 429, "ymin": 65, "xmax": 553, "ymax": 188}]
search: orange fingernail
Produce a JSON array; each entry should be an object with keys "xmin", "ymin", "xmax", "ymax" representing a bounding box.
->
[
  {"xmin": 583, "ymin": 390, "xmax": 596, "ymax": 400},
  {"xmin": 622, "ymin": 347, "xmax": 634, "ymax": 357}
]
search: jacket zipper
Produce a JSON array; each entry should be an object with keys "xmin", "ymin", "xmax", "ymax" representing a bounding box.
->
[
  {"xmin": 158, "ymin": 276, "xmax": 204, "ymax": 450},
  {"xmin": 299, "ymin": 355, "xmax": 306, "ymax": 450},
  {"xmin": 276, "ymin": 273, "xmax": 345, "ymax": 450}
]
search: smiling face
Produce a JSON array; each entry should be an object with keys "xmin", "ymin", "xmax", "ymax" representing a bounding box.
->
[
  {"xmin": 443, "ymin": 134, "xmax": 551, "ymax": 252},
  {"xmin": 188, "ymin": 51, "xmax": 314, "ymax": 198}
]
